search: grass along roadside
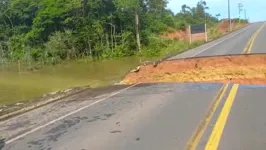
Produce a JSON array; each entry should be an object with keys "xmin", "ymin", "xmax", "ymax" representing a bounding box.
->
[
  {"xmin": 208, "ymin": 23, "xmax": 248, "ymax": 41},
  {"xmin": 138, "ymin": 23, "xmax": 248, "ymax": 64}
]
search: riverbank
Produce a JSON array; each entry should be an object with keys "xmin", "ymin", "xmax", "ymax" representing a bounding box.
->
[{"xmin": 0, "ymin": 57, "xmax": 146, "ymax": 106}]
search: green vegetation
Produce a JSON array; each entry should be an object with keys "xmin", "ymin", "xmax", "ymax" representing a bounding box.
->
[{"xmin": 0, "ymin": 0, "xmax": 234, "ymax": 66}]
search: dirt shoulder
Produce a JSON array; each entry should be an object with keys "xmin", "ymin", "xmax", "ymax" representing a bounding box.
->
[{"xmin": 122, "ymin": 54, "xmax": 266, "ymax": 85}]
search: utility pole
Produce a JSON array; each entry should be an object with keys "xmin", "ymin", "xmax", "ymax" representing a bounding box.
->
[
  {"xmin": 204, "ymin": 7, "xmax": 209, "ymax": 23},
  {"xmin": 238, "ymin": 3, "xmax": 243, "ymax": 23},
  {"xmin": 244, "ymin": 9, "xmax": 247, "ymax": 20},
  {"xmin": 228, "ymin": 0, "xmax": 232, "ymax": 31}
]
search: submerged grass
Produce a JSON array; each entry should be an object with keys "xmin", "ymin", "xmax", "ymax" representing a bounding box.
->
[{"xmin": 0, "ymin": 57, "xmax": 145, "ymax": 105}]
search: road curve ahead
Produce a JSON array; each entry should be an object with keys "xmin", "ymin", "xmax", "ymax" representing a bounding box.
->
[
  {"xmin": 2, "ymin": 83, "xmax": 266, "ymax": 150},
  {"xmin": 170, "ymin": 22, "xmax": 266, "ymax": 59}
]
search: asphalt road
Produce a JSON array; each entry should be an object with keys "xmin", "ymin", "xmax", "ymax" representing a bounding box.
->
[
  {"xmin": 170, "ymin": 22, "xmax": 265, "ymax": 59},
  {"xmin": 1, "ymin": 22, "xmax": 266, "ymax": 150}
]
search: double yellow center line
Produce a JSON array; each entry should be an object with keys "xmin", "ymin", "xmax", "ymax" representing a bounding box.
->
[
  {"xmin": 205, "ymin": 84, "xmax": 239, "ymax": 150},
  {"xmin": 186, "ymin": 84, "xmax": 239, "ymax": 150},
  {"xmin": 186, "ymin": 23, "xmax": 265, "ymax": 150},
  {"xmin": 242, "ymin": 23, "xmax": 265, "ymax": 54}
]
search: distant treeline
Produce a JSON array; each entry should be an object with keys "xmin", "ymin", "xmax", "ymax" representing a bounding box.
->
[{"xmin": 0, "ymin": 0, "xmax": 242, "ymax": 64}]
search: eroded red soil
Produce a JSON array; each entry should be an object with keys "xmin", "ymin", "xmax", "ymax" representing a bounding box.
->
[{"xmin": 122, "ymin": 54, "xmax": 266, "ymax": 85}]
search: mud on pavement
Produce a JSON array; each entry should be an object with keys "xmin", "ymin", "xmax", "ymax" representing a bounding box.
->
[{"xmin": 122, "ymin": 54, "xmax": 266, "ymax": 85}]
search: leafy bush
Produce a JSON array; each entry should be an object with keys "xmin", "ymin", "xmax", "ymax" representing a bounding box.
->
[
  {"xmin": 45, "ymin": 30, "xmax": 77, "ymax": 61},
  {"xmin": 139, "ymin": 35, "xmax": 174, "ymax": 57},
  {"xmin": 30, "ymin": 47, "xmax": 45, "ymax": 61},
  {"xmin": 7, "ymin": 34, "xmax": 28, "ymax": 60},
  {"xmin": 176, "ymin": 21, "xmax": 188, "ymax": 31},
  {"xmin": 208, "ymin": 27, "xmax": 222, "ymax": 40}
]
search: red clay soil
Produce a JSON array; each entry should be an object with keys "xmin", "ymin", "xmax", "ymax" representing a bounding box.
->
[
  {"xmin": 217, "ymin": 20, "xmax": 248, "ymax": 34},
  {"xmin": 122, "ymin": 54, "xmax": 266, "ymax": 85},
  {"xmin": 162, "ymin": 30, "xmax": 188, "ymax": 40},
  {"xmin": 163, "ymin": 21, "xmax": 247, "ymax": 40}
]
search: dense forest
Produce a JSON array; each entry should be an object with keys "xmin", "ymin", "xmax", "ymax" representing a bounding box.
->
[{"xmin": 0, "ymin": 0, "xmax": 229, "ymax": 64}]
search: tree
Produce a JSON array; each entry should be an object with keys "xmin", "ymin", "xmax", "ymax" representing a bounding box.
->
[
  {"xmin": 113, "ymin": 0, "xmax": 141, "ymax": 51},
  {"xmin": 216, "ymin": 13, "xmax": 221, "ymax": 20},
  {"xmin": 146, "ymin": 0, "xmax": 168, "ymax": 13},
  {"xmin": 181, "ymin": 5, "xmax": 187, "ymax": 13},
  {"xmin": 83, "ymin": 0, "xmax": 88, "ymax": 18},
  {"xmin": 196, "ymin": 0, "xmax": 207, "ymax": 18},
  {"xmin": 0, "ymin": 0, "xmax": 228, "ymax": 62}
]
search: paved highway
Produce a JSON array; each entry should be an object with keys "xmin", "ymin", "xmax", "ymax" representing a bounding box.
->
[
  {"xmin": 1, "ymin": 22, "xmax": 266, "ymax": 150},
  {"xmin": 170, "ymin": 22, "xmax": 265, "ymax": 59}
]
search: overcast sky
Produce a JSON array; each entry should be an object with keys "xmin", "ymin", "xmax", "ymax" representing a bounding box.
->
[{"xmin": 167, "ymin": 0, "xmax": 266, "ymax": 22}]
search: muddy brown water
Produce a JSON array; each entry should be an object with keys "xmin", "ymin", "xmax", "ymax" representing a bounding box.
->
[{"xmin": 0, "ymin": 57, "xmax": 150, "ymax": 105}]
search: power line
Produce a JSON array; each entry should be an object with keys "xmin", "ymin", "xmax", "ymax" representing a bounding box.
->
[
  {"xmin": 244, "ymin": 9, "xmax": 247, "ymax": 20},
  {"xmin": 238, "ymin": 3, "xmax": 243, "ymax": 23}
]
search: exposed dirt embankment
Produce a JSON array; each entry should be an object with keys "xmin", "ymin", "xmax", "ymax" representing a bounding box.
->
[
  {"xmin": 122, "ymin": 54, "xmax": 266, "ymax": 85},
  {"xmin": 162, "ymin": 22, "xmax": 247, "ymax": 41}
]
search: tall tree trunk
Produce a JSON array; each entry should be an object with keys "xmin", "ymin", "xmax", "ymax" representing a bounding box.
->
[
  {"xmin": 113, "ymin": 26, "xmax": 116, "ymax": 48},
  {"xmin": 87, "ymin": 38, "xmax": 91, "ymax": 55},
  {"xmin": 135, "ymin": 10, "xmax": 141, "ymax": 51},
  {"xmin": 105, "ymin": 33, "xmax": 109, "ymax": 49},
  {"xmin": 110, "ymin": 25, "xmax": 113, "ymax": 53},
  {"xmin": 120, "ymin": 20, "xmax": 123, "ymax": 34},
  {"xmin": 4, "ymin": 14, "xmax": 13, "ymax": 28},
  {"xmin": 2, "ymin": 17, "xmax": 7, "ymax": 26},
  {"xmin": 0, "ymin": 42, "xmax": 3, "ymax": 57},
  {"xmin": 83, "ymin": 0, "xmax": 88, "ymax": 18}
]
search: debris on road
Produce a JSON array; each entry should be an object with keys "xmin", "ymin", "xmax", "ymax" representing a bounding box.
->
[
  {"xmin": 130, "ymin": 66, "xmax": 141, "ymax": 73},
  {"xmin": 15, "ymin": 103, "xmax": 24, "ymax": 106}
]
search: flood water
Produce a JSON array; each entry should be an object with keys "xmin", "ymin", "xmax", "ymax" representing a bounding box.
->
[{"xmin": 0, "ymin": 57, "xmax": 148, "ymax": 105}]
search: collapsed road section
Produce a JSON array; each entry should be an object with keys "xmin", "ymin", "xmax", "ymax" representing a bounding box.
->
[{"xmin": 122, "ymin": 54, "xmax": 266, "ymax": 85}]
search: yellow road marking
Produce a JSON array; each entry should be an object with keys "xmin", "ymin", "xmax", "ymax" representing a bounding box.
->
[
  {"xmin": 205, "ymin": 84, "xmax": 239, "ymax": 150},
  {"xmin": 242, "ymin": 33, "xmax": 256, "ymax": 54},
  {"xmin": 243, "ymin": 23, "xmax": 265, "ymax": 54},
  {"xmin": 186, "ymin": 84, "xmax": 229, "ymax": 150},
  {"xmin": 187, "ymin": 23, "xmax": 263, "ymax": 150}
]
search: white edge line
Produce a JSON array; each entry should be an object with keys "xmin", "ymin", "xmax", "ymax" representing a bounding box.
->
[
  {"xmin": 6, "ymin": 83, "xmax": 139, "ymax": 144},
  {"xmin": 190, "ymin": 25, "xmax": 251, "ymax": 57}
]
